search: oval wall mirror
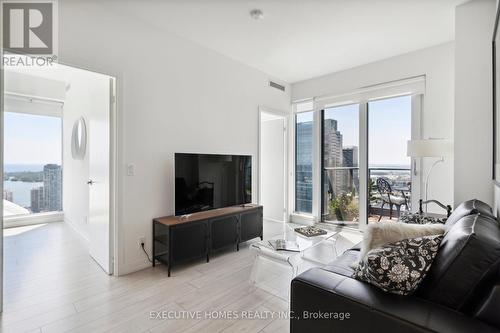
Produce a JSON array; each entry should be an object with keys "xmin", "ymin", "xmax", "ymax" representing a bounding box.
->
[{"xmin": 71, "ymin": 117, "xmax": 87, "ymax": 160}]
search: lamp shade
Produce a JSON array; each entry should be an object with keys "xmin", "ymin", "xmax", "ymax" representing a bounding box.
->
[{"xmin": 407, "ymin": 139, "xmax": 453, "ymax": 157}]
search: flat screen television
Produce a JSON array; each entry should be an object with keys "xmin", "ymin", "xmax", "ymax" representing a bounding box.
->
[{"xmin": 174, "ymin": 153, "xmax": 252, "ymax": 215}]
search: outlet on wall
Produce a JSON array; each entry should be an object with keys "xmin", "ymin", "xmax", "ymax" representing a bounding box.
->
[{"xmin": 138, "ymin": 236, "xmax": 146, "ymax": 248}]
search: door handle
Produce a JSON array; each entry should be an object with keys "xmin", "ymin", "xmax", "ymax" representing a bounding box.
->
[{"xmin": 87, "ymin": 180, "xmax": 94, "ymax": 185}]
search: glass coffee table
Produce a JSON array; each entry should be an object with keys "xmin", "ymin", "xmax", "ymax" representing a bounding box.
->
[{"xmin": 249, "ymin": 224, "xmax": 339, "ymax": 299}]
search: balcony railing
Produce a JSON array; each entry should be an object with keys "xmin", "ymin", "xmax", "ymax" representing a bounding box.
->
[{"xmin": 322, "ymin": 166, "xmax": 411, "ymax": 223}]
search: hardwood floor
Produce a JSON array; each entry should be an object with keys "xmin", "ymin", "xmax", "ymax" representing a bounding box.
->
[{"xmin": 0, "ymin": 220, "xmax": 361, "ymax": 333}]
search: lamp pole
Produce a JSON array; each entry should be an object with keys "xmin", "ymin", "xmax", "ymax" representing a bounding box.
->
[{"xmin": 424, "ymin": 157, "xmax": 444, "ymax": 213}]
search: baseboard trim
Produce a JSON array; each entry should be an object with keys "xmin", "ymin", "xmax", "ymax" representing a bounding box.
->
[
  {"xmin": 264, "ymin": 217, "xmax": 285, "ymax": 223},
  {"xmin": 117, "ymin": 258, "xmax": 152, "ymax": 276}
]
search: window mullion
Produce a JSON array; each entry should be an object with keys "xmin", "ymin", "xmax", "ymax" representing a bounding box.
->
[
  {"xmin": 359, "ymin": 102, "xmax": 369, "ymax": 231},
  {"xmin": 312, "ymin": 107, "xmax": 322, "ymax": 222}
]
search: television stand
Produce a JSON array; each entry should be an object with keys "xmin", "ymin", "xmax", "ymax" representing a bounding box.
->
[{"xmin": 153, "ymin": 204, "xmax": 263, "ymax": 276}]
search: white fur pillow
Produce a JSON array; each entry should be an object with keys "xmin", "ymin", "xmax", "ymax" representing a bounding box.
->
[{"xmin": 351, "ymin": 222, "xmax": 446, "ymax": 268}]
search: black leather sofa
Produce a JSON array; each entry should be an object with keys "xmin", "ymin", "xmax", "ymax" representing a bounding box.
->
[{"xmin": 290, "ymin": 199, "xmax": 500, "ymax": 333}]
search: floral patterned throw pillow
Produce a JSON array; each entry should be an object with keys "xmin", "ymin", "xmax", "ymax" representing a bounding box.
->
[
  {"xmin": 353, "ymin": 234, "xmax": 443, "ymax": 296},
  {"xmin": 399, "ymin": 212, "xmax": 447, "ymax": 225}
]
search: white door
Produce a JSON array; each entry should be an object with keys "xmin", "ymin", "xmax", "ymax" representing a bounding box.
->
[
  {"xmin": 88, "ymin": 78, "xmax": 114, "ymax": 274},
  {"xmin": 260, "ymin": 110, "xmax": 287, "ymax": 222}
]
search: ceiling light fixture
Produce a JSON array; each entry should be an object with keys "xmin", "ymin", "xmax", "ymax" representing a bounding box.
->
[{"xmin": 250, "ymin": 9, "xmax": 264, "ymax": 20}]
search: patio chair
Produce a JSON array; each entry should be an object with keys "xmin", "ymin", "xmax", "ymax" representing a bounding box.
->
[{"xmin": 376, "ymin": 177, "xmax": 410, "ymax": 221}]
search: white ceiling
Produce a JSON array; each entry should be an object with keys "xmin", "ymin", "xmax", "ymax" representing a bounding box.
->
[{"xmin": 112, "ymin": 0, "xmax": 467, "ymax": 83}]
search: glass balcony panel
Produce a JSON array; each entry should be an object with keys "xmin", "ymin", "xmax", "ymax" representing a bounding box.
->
[{"xmin": 368, "ymin": 168, "xmax": 411, "ymax": 222}]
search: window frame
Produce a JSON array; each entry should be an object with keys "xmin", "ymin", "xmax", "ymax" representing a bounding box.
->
[{"xmin": 292, "ymin": 77, "xmax": 425, "ymax": 229}]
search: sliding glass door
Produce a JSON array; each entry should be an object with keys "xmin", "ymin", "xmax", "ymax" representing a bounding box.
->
[
  {"xmin": 321, "ymin": 104, "xmax": 360, "ymax": 226},
  {"xmin": 319, "ymin": 95, "xmax": 419, "ymax": 227},
  {"xmin": 368, "ymin": 96, "xmax": 413, "ymax": 223}
]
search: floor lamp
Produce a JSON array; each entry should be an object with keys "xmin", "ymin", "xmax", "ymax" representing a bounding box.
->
[{"xmin": 407, "ymin": 139, "xmax": 452, "ymax": 212}]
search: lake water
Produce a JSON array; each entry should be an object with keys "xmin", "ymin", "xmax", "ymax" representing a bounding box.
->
[
  {"xmin": 3, "ymin": 180, "xmax": 44, "ymax": 208},
  {"xmin": 3, "ymin": 164, "xmax": 45, "ymax": 208}
]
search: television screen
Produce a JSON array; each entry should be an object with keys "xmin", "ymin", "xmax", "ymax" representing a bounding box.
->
[{"xmin": 175, "ymin": 153, "xmax": 252, "ymax": 215}]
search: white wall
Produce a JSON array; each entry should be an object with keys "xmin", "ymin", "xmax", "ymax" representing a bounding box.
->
[
  {"xmin": 292, "ymin": 42, "xmax": 455, "ymax": 209},
  {"xmin": 260, "ymin": 115, "xmax": 286, "ymax": 222},
  {"xmin": 62, "ymin": 68, "xmax": 111, "ymax": 242},
  {"xmin": 454, "ymin": 0, "xmax": 496, "ymax": 207},
  {"xmin": 4, "ymin": 71, "xmax": 66, "ymax": 101},
  {"xmin": 58, "ymin": 1, "xmax": 291, "ymax": 275}
]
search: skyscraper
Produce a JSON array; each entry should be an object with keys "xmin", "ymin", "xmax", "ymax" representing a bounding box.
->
[
  {"xmin": 342, "ymin": 146, "xmax": 359, "ymax": 191},
  {"xmin": 342, "ymin": 146, "xmax": 359, "ymax": 168},
  {"xmin": 296, "ymin": 120, "xmax": 313, "ymax": 213},
  {"xmin": 323, "ymin": 119, "xmax": 344, "ymax": 208},
  {"xmin": 3, "ymin": 189, "xmax": 13, "ymax": 202},
  {"xmin": 323, "ymin": 119, "xmax": 343, "ymax": 169},
  {"xmin": 31, "ymin": 187, "xmax": 45, "ymax": 213},
  {"xmin": 43, "ymin": 164, "xmax": 62, "ymax": 212}
]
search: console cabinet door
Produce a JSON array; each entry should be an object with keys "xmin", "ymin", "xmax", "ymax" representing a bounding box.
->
[
  {"xmin": 240, "ymin": 209, "xmax": 263, "ymax": 242},
  {"xmin": 171, "ymin": 221, "xmax": 208, "ymax": 264},
  {"xmin": 153, "ymin": 222, "xmax": 169, "ymax": 264},
  {"xmin": 210, "ymin": 215, "xmax": 238, "ymax": 250}
]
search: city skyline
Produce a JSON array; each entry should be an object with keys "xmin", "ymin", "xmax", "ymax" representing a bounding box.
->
[
  {"xmin": 297, "ymin": 95, "xmax": 412, "ymax": 167},
  {"xmin": 31, "ymin": 186, "xmax": 44, "ymax": 213},
  {"xmin": 3, "ymin": 111, "xmax": 62, "ymax": 216},
  {"xmin": 3, "ymin": 163, "xmax": 62, "ymax": 214},
  {"xmin": 43, "ymin": 164, "xmax": 63, "ymax": 212},
  {"xmin": 3, "ymin": 189, "xmax": 13, "ymax": 202},
  {"xmin": 296, "ymin": 95, "xmax": 413, "ymax": 219}
]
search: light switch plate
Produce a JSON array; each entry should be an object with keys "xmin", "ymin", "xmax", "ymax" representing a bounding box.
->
[{"xmin": 126, "ymin": 164, "xmax": 135, "ymax": 176}]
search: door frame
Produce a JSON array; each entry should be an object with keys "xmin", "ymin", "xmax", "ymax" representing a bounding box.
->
[
  {"xmin": 0, "ymin": 60, "xmax": 119, "ymax": 290},
  {"xmin": 258, "ymin": 106, "xmax": 289, "ymax": 223},
  {"xmin": 56, "ymin": 63, "xmax": 118, "ymax": 276},
  {"xmin": 109, "ymin": 76, "xmax": 118, "ymax": 276},
  {"xmin": 59, "ymin": 63, "xmax": 118, "ymax": 276},
  {"xmin": 0, "ymin": 1, "xmax": 4, "ymax": 312}
]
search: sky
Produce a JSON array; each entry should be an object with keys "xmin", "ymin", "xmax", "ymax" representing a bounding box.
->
[
  {"xmin": 301, "ymin": 95, "xmax": 412, "ymax": 167},
  {"xmin": 368, "ymin": 95, "xmax": 411, "ymax": 166},
  {"xmin": 4, "ymin": 95, "xmax": 410, "ymax": 167},
  {"xmin": 324, "ymin": 103, "xmax": 359, "ymax": 148},
  {"xmin": 4, "ymin": 112, "xmax": 62, "ymax": 165}
]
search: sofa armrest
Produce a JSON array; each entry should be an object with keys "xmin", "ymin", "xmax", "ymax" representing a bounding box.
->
[{"xmin": 290, "ymin": 268, "xmax": 500, "ymax": 333}]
